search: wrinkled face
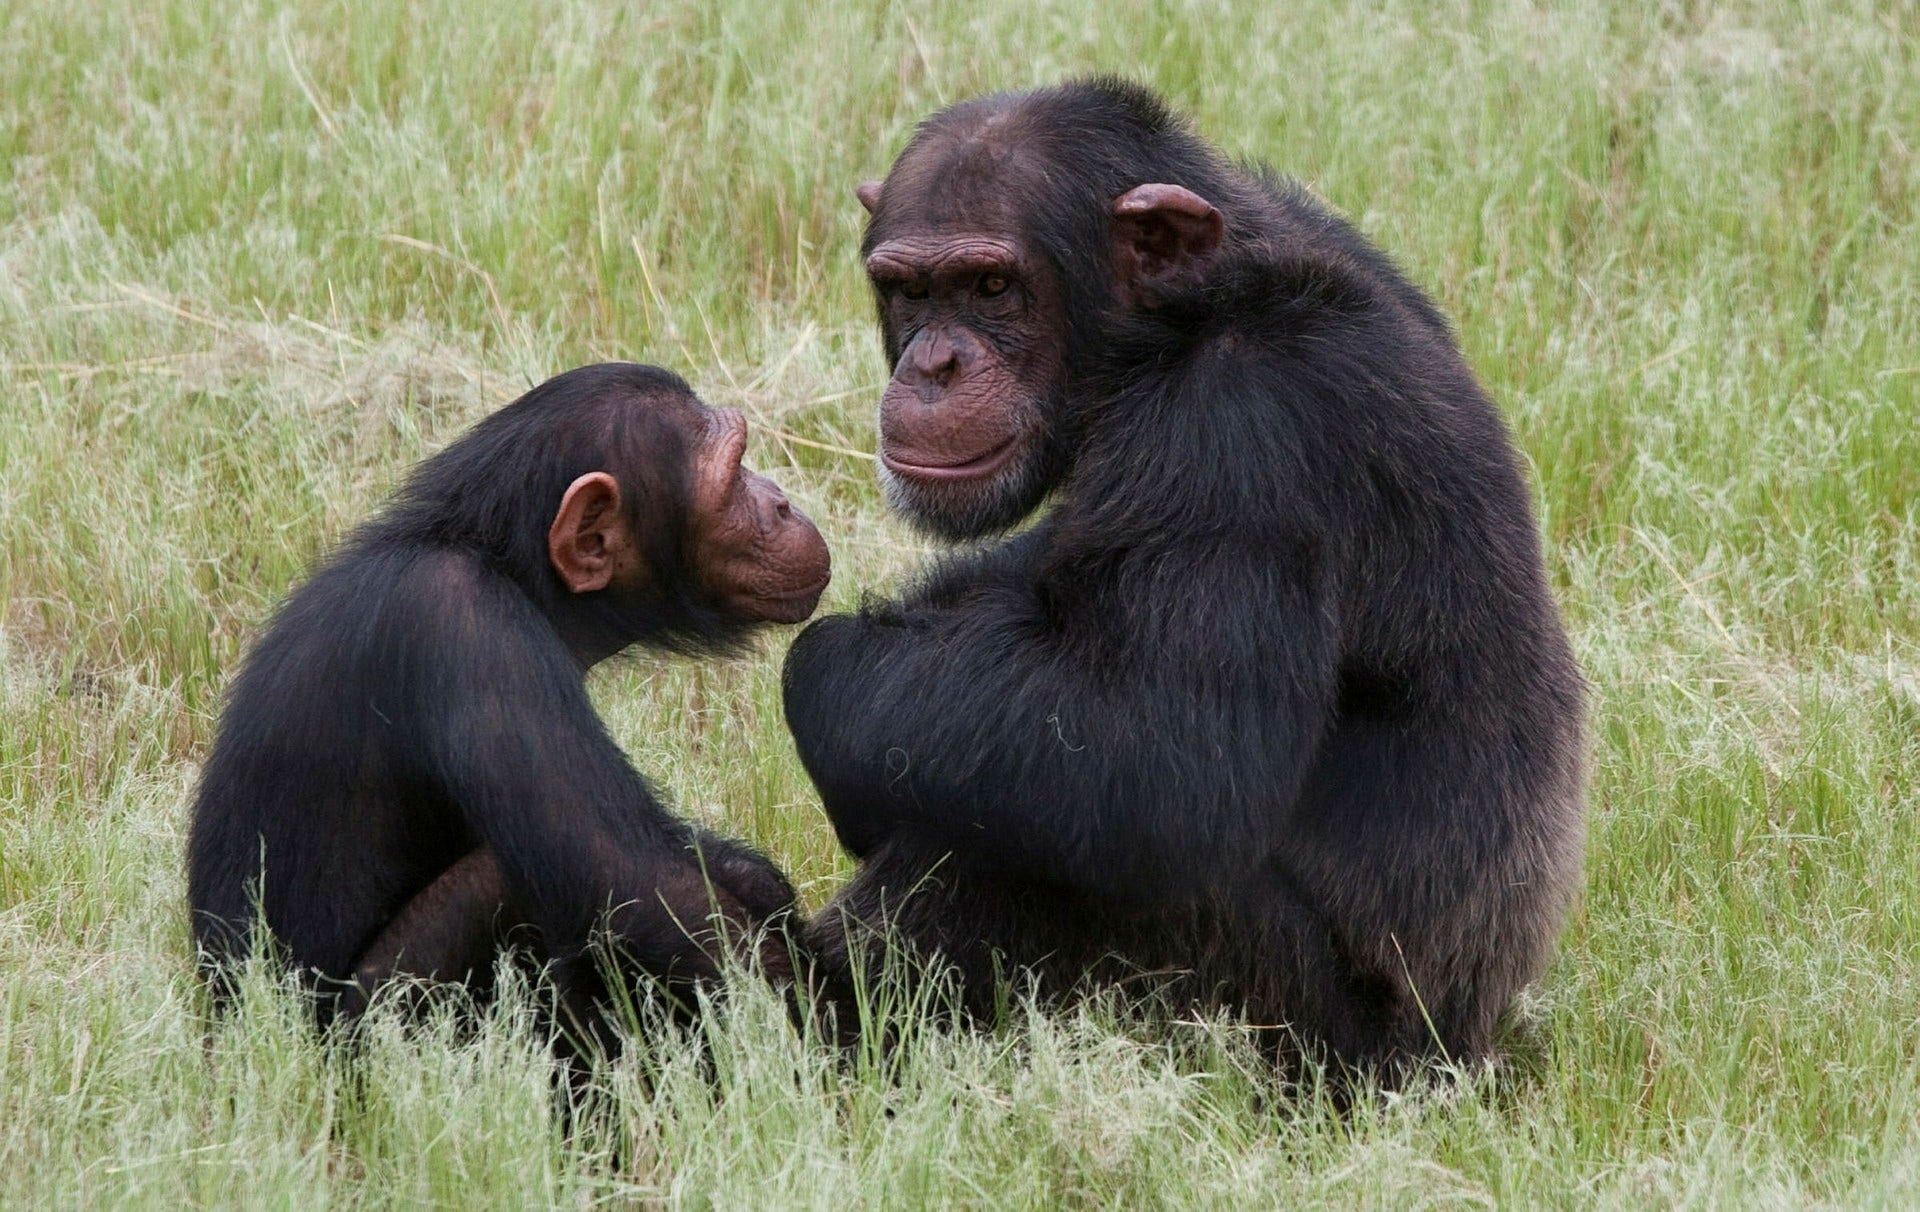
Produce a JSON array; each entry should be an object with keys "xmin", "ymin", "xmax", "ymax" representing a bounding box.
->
[
  {"xmin": 686, "ymin": 409, "xmax": 832, "ymax": 623},
  {"xmin": 858, "ymin": 140, "xmax": 1227, "ymax": 541},
  {"xmin": 546, "ymin": 405, "xmax": 830, "ymax": 627},
  {"xmin": 863, "ymin": 215, "xmax": 1066, "ymax": 540}
]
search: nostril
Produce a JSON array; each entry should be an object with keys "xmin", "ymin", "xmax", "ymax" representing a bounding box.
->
[
  {"xmin": 774, "ymin": 498, "xmax": 792, "ymax": 518},
  {"xmin": 907, "ymin": 332, "xmax": 960, "ymax": 383}
]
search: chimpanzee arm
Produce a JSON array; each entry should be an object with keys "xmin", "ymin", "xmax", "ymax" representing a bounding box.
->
[
  {"xmin": 342, "ymin": 836, "xmax": 793, "ymax": 1019},
  {"xmin": 894, "ymin": 518, "xmax": 1057, "ymax": 612},
  {"xmin": 403, "ymin": 558, "xmax": 769, "ymax": 982},
  {"xmin": 782, "ymin": 534, "xmax": 1340, "ymax": 900}
]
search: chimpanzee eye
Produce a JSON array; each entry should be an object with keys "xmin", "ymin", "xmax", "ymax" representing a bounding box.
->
[
  {"xmin": 901, "ymin": 281, "xmax": 929, "ymax": 301},
  {"xmin": 977, "ymin": 273, "xmax": 1010, "ymax": 298}
]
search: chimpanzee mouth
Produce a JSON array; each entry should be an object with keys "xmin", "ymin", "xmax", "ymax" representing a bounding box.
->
[
  {"xmin": 751, "ymin": 576, "xmax": 832, "ymax": 622},
  {"xmin": 880, "ymin": 432, "xmax": 1024, "ymax": 483},
  {"xmin": 757, "ymin": 572, "xmax": 831, "ymax": 605},
  {"xmin": 784, "ymin": 573, "xmax": 833, "ymax": 600}
]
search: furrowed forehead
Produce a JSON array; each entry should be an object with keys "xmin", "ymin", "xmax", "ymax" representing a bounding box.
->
[{"xmin": 866, "ymin": 235, "xmax": 1022, "ymax": 279}]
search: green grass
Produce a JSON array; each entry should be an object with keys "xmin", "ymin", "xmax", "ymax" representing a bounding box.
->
[{"xmin": 3, "ymin": 0, "xmax": 1917, "ymax": 1205}]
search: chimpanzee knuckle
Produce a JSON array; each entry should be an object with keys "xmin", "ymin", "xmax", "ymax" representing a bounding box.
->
[{"xmin": 713, "ymin": 851, "xmax": 798, "ymax": 920}]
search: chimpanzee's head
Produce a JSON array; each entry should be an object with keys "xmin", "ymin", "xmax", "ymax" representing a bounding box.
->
[
  {"xmin": 856, "ymin": 80, "xmax": 1226, "ymax": 540},
  {"xmin": 400, "ymin": 363, "xmax": 831, "ymax": 664}
]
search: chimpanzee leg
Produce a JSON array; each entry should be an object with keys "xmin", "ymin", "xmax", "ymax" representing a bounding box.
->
[
  {"xmin": 337, "ymin": 848, "xmax": 529, "ymax": 1018},
  {"xmin": 1210, "ymin": 867, "xmax": 1451, "ymax": 1097}
]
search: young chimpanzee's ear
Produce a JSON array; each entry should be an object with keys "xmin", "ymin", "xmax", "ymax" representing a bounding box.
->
[
  {"xmin": 1111, "ymin": 183, "xmax": 1225, "ymax": 298},
  {"xmin": 548, "ymin": 472, "xmax": 637, "ymax": 594},
  {"xmin": 855, "ymin": 180, "xmax": 883, "ymax": 214}
]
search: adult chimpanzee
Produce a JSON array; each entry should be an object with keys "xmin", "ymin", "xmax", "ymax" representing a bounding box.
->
[
  {"xmin": 782, "ymin": 79, "xmax": 1586, "ymax": 1080},
  {"xmin": 188, "ymin": 362, "xmax": 831, "ymax": 1028}
]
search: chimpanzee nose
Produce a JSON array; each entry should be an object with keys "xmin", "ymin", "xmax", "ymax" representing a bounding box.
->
[
  {"xmin": 757, "ymin": 479, "xmax": 794, "ymax": 525},
  {"xmin": 904, "ymin": 331, "xmax": 960, "ymax": 387}
]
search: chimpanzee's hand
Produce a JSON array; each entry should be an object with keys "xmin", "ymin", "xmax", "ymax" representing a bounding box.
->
[
  {"xmin": 688, "ymin": 829, "xmax": 798, "ymax": 924},
  {"xmin": 589, "ymin": 836, "xmax": 798, "ymax": 1002}
]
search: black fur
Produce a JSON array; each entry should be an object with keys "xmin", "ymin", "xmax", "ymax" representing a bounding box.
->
[
  {"xmin": 188, "ymin": 362, "xmax": 792, "ymax": 1024},
  {"xmin": 784, "ymin": 80, "xmax": 1586, "ymax": 1079}
]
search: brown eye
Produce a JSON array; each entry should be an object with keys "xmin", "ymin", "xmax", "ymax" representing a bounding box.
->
[
  {"xmin": 901, "ymin": 281, "xmax": 929, "ymax": 301},
  {"xmin": 977, "ymin": 273, "xmax": 1010, "ymax": 298}
]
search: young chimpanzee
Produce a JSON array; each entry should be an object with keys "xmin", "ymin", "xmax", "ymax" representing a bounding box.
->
[
  {"xmin": 188, "ymin": 362, "xmax": 830, "ymax": 1030},
  {"xmin": 783, "ymin": 79, "xmax": 1587, "ymax": 1082}
]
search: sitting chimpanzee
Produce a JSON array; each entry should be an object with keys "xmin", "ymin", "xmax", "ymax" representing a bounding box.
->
[
  {"xmin": 782, "ymin": 79, "xmax": 1587, "ymax": 1082},
  {"xmin": 188, "ymin": 362, "xmax": 830, "ymax": 1032}
]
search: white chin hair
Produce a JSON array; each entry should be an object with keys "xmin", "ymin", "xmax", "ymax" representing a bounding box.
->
[
  {"xmin": 877, "ymin": 463, "xmax": 953, "ymax": 524},
  {"xmin": 877, "ymin": 462, "xmax": 914, "ymax": 512}
]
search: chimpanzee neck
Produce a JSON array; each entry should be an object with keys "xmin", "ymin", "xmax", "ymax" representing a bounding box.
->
[
  {"xmin": 536, "ymin": 576, "xmax": 759, "ymax": 669},
  {"xmin": 541, "ymin": 595, "xmax": 642, "ymax": 671}
]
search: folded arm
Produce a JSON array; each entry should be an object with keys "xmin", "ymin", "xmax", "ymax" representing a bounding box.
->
[{"xmin": 782, "ymin": 537, "xmax": 1340, "ymax": 900}]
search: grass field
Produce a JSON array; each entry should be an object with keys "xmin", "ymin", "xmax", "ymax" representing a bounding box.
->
[{"xmin": 3, "ymin": 0, "xmax": 1917, "ymax": 1206}]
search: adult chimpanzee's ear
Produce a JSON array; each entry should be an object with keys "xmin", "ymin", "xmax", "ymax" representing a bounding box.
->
[
  {"xmin": 856, "ymin": 181, "xmax": 883, "ymax": 214},
  {"xmin": 1111, "ymin": 183, "xmax": 1224, "ymax": 296},
  {"xmin": 548, "ymin": 472, "xmax": 635, "ymax": 594}
]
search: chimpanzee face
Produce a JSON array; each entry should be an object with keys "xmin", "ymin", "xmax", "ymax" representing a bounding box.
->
[
  {"xmin": 684, "ymin": 408, "xmax": 832, "ymax": 624},
  {"xmin": 858, "ymin": 168, "xmax": 1068, "ymax": 541},
  {"xmin": 547, "ymin": 405, "xmax": 830, "ymax": 625},
  {"xmin": 855, "ymin": 158, "xmax": 1220, "ymax": 541}
]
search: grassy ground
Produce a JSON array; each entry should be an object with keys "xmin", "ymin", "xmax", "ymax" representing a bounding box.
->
[{"xmin": 2, "ymin": 0, "xmax": 1917, "ymax": 1206}]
